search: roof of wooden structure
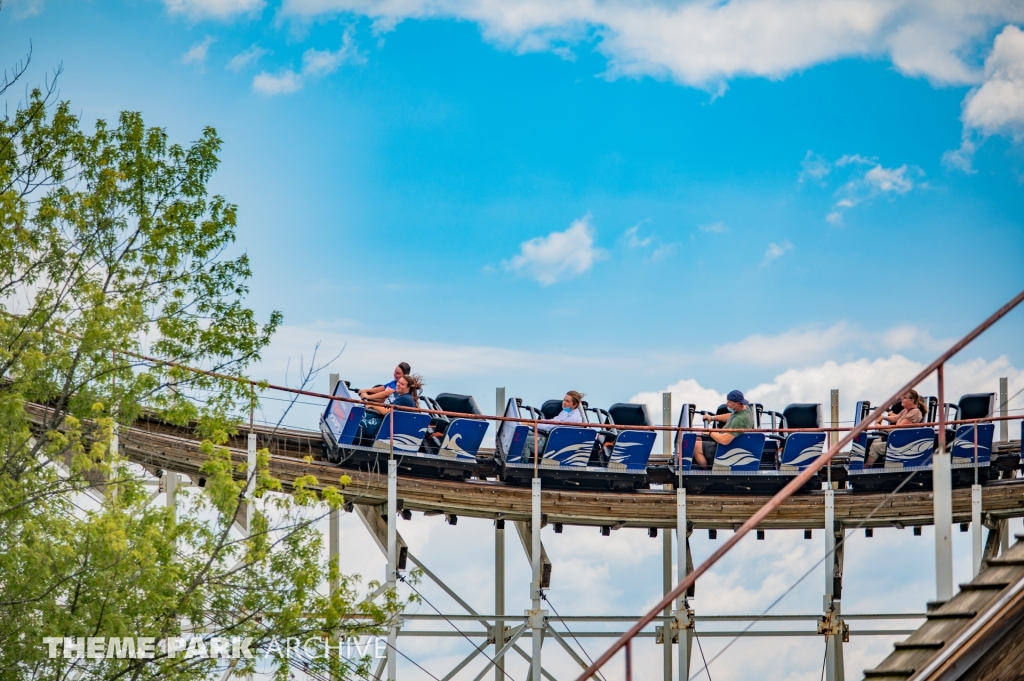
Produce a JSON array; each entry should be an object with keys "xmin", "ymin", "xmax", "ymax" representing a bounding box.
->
[{"xmin": 863, "ymin": 534, "xmax": 1024, "ymax": 681}]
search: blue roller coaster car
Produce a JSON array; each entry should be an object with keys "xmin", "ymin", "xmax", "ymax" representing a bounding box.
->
[
  {"xmin": 320, "ymin": 380, "xmax": 489, "ymax": 479},
  {"xmin": 661, "ymin": 402, "xmax": 824, "ymax": 495},
  {"xmin": 494, "ymin": 397, "xmax": 655, "ymax": 491},
  {"xmin": 848, "ymin": 393, "xmax": 995, "ymax": 492}
]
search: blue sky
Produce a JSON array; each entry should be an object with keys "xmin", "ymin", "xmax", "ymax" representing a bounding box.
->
[{"xmin": 6, "ymin": 1, "xmax": 1024, "ymax": 679}]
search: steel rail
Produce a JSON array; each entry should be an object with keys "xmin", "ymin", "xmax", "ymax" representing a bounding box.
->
[{"xmin": 572, "ymin": 288, "xmax": 1024, "ymax": 681}]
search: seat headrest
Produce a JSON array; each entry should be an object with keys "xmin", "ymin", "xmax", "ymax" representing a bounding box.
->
[
  {"xmin": 783, "ymin": 403, "xmax": 821, "ymax": 429},
  {"xmin": 959, "ymin": 393, "xmax": 994, "ymax": 420},
  {"xmin": 853, "ymin": 401, "xmax": 871, "ymax": 426},
  {"xmin": 435, "ymin": 393, "xmax": 482, "ymax": 416},
  {"xmin": 715, "ymin": 404, "xmax": 730, "ymax": 416},
  {"xmin": 541, "ymin": 400, "xmax": 563, "ymax": 420},
  {"xmin": 608, "ymin": 403, "xmax": 651, "ymax": 427}
]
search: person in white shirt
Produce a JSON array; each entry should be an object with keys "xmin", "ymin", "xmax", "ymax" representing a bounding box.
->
[{"xmin": 523, "ymin": 391, "xmax": 585, "ymax": 462}]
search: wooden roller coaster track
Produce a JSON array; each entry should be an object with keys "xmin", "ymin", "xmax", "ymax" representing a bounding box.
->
[{"xmin": 80, "ymin": 407, "xmax": 1024, "ymax": 531}]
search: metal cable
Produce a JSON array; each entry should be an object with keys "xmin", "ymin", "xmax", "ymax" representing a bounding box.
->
[
  {"xmin": 541, "ymin": 593, "xmax": 607, "ymax": 681},
  {"xmin": 375, "ymin": 636, "xmax": 443, "ymax": 681},
  {"xmin": 397, "ymin": 574, "xmax": 518, "ymax": 681},
  {"xmin": 687, "ymin": 469, "xmax": 920, "ymax": 680},
  {"xmin": 693, "ymin": 624, "xmax": 712, "ymax": 681}
]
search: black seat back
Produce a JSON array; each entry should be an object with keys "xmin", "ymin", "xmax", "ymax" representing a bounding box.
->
[
  {"xmin": 435, "ymin": 393, "xmax": 482, "ymax": 416},
  {"xmin": 541, "ymin": 400, "xmax": 563, "ymax": 420},
  {"xmin": 751, "ymin": 403, "xmax": 763, "ymax": 428},
  {"xmin": 959, "ymin": 393, "xmax": 995, "ymax": 420},
  {"xmin": 783, "ymin": 403, "xmax": 822, "ymax": 429},
  {"xmin": 608, "ymin": 403, "xmax": 651, "ymax": 427}
]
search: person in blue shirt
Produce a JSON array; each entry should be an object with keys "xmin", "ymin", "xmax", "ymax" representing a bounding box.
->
[
  {"xmin": 357, "ymin": 373, "xmax": 422, "ymax": 443},
  {"xmin": 359, "ymin": 362, "xmax": 411, "ymax": 404}
]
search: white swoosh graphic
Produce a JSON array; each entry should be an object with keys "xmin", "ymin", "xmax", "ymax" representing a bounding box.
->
[
  {"xmin": 713, "ymin": 447, "xmax": 758, "ymax": 469},
  {"xmin": 886, "ymin": 438, "xmax": 933, "ymax": 461}
]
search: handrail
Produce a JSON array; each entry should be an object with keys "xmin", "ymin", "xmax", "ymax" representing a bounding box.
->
[{"xmin": 572, "ymin": 288, "xmax": 1024, "ymax": 681}]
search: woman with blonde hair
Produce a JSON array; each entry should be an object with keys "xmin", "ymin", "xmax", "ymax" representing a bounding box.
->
[
  {"xmin": 523, "ymin": 390, "xmax": 585, "ymax": 461},
  {"xmin": 865, "ymin": 389, "xmax": 926, "ymax": 467}
]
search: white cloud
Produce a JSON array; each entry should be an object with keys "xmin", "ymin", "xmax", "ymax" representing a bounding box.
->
[
  {"xmin": 302, "ymin": 25, "xmax": 366, "ymax": 75},
  {"xmin": 623, "ymin": 224, "xmax": 652, "ymax": 248},
  {"xmin": 711, "ymin": 322, "xmax": 950, "ymax": 367},
  {"xmin": 806, "ymin": 152, "xmax": 923, "ymax": 224},
  {"xmin": 963, "ymin": 25, "xmax": 1024, "ymax": 140},
  {"xmin": 762, "ymin": 241, "xmax": 793, "ymax": 264},
  {"xmin": 698, "ymin": 221, "xmax": 729, "ymax": 233},
  {"xmin": 798, "ymin": 151, "xmax": 831, "ymax": 183},
  {"xmin": 622, "ymin": 222, "xmax": 677, "ymax": 261},
  {"xmin": 181, "ymin": 36, "xmax": 216, "ymax": 69},
  {"xmin": 253, "ymin": 69, "xmax": 302, "ymax": 94},
  {"xmin": 947, "ymin": 25, "xmax": 1024, "ymax": 171},
  {"xmin": 942, "ymin": 137, "xmax": 977, "ymax": 173},
  {"xmin": 278, "ymin": 0, "xmax": 1024, "ymax": 92},
  {"xmin": 714, "ymin": 322, "xmax": 851, "ymax": 365},
  {"xmin": 863, "ymin": 164, "xmax": 916, "ymax": 194},
  {"xmin": 164, "ymin": 0, "xmax": 263, "ymax": 19},
  {"xmin": 835, "ymin": 153, "xmax": 876, "ymax": 167},
  {"xmin": 227, "ymin": 43, "xmax": 270, "ymax": 72},
  {"xmin": 746, "ymin": 354, "xmax": 1022, "ymax": 411},
  {"xmin": 252, "ymin": 26, "xmax": 363, "ymax": 94},
  {"xmin": 503, "ymin": 214, "xmax": 607, "ymax": 285},
  {"xmin": 651, "ymin": 243, "xmax": 675, "ymax": 261},
  {"xmin": 6, "ymin": 0, "xmax": 45, "ymax": 18},
  {"xmin": 631, "ymin": 378, "xmax": 728, "ymax": 426},
  {"xmin": 880, "ymin": 324, "xmax": 948, "ymax": 353}
]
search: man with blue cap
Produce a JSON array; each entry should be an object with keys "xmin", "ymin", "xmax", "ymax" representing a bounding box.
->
[{"xmin": 693, "ymin": 389, "xmax": 756, "ymax": 467}]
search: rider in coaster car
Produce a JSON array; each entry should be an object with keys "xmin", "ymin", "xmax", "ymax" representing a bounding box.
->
[
  {"xmin": 523, "ymin": 390, "xmax": 585, "ymax": 462},
  {"xmin": 357, "ymin": 373, "xmax": 423, "ymax": 443},
  {"xmin": 864, "ymin": 389, "xmax": 926, "ymax": 467},
  {"xmin": 358, "ymin": 362, "xmax": 411, "ymax": 404},
  {"xmin": 693, "ymin": 390, "xmax": 755, "ymax": 468}
]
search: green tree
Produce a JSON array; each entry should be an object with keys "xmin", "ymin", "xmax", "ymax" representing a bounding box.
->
[{"xmin": 0, "ymin": 56, "xmax": 404, "ymax": 680}]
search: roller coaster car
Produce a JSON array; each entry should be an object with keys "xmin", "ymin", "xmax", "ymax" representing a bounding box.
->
[
  {"xmin": 666, "ymin": 402, "xmax": 823, "ymax": 495},
  {"xmin": 320, "ymin": 381, "xmax": 487, "ymax": 479},
  {"xmin": 494, "ymin": 398, "xmax": 653, "ymax": 491},
  {"xmin": 847, "ymin": 393, "xmax": 994, "ymax": 492}
]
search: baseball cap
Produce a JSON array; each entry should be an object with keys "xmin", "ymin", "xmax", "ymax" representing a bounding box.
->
[{"xmin": 726, "ymin": 389, "xmax": 749, "ymax": 405}]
